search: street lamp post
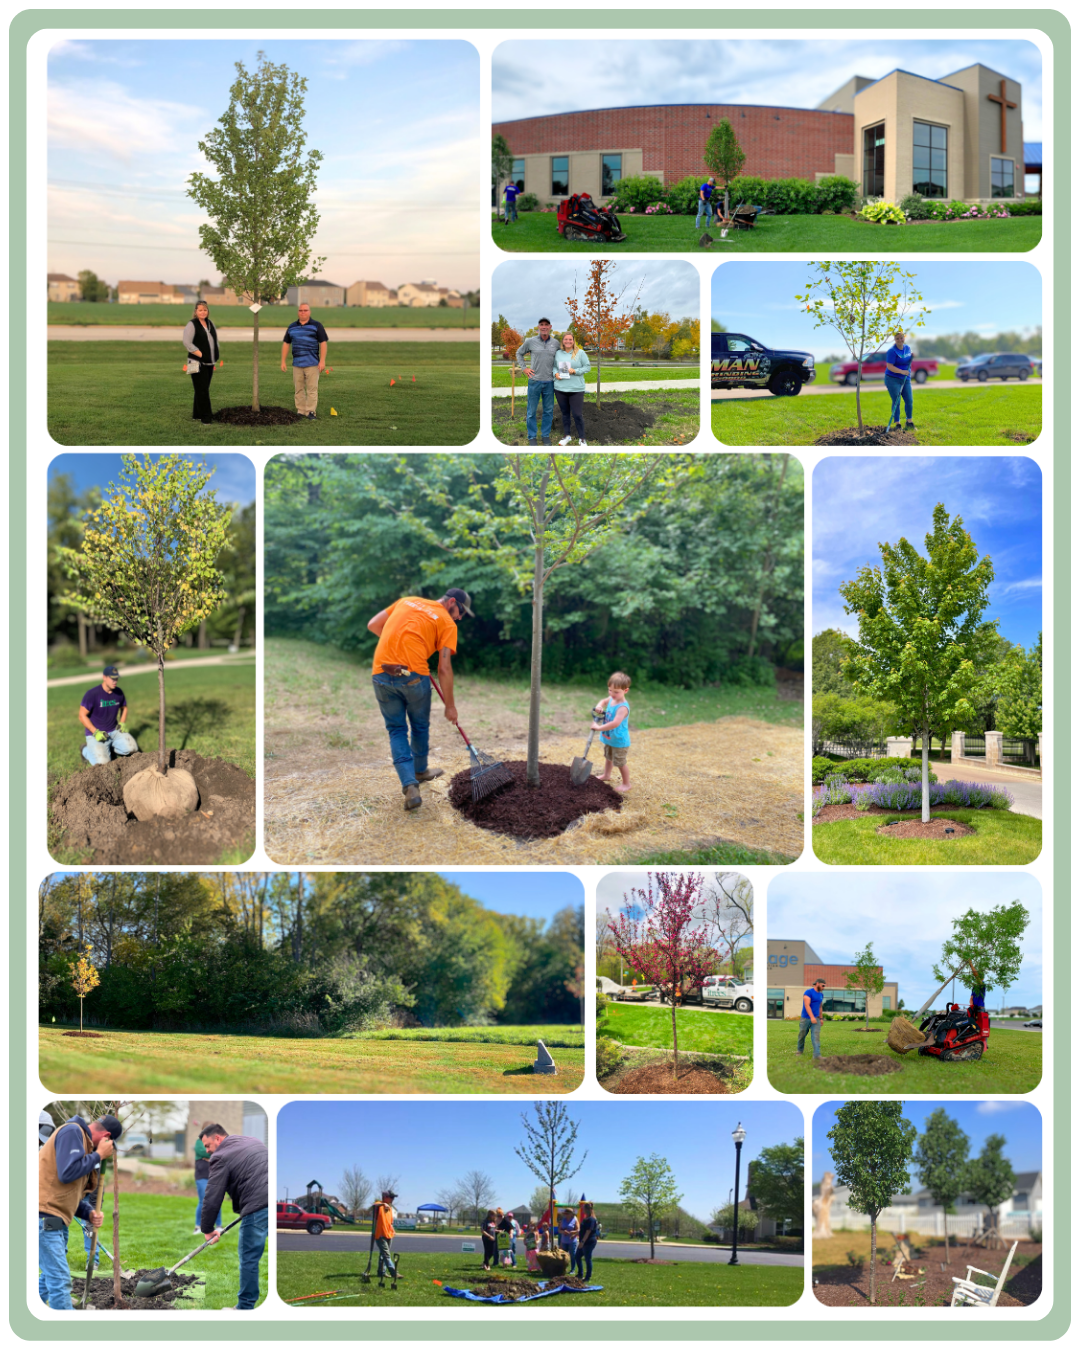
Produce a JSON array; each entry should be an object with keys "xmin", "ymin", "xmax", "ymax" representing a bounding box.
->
[{"xmin": 729, "ymin": 1122, "xmax": 746, "ymax": 1267}]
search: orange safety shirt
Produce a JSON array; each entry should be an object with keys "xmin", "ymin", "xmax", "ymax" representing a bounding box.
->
[
  {"xmin": 372, "ymin": 597, "xmax": 458, "ymax": 677},
  {"xmin": 373, "ymin": 1201, "xmax": 395, "ymax": 1240}
]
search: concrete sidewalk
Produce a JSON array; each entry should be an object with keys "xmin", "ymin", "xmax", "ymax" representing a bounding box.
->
[
  {"xmin": 494, "ymin": 379, "xmax": 696, "ymax": 396},
  {"xmin": 712, "ymin": 377, "xmax": 1040, "ymax": 401},
  {"xmin": 49, "ymin": 325, "xmax": 479, "ymax": 343},
  {"xmin": 48, "ymin": 653, "xmax": 254, "ymax": 687}
]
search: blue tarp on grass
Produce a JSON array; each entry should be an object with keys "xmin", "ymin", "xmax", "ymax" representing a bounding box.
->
[{"xmin": 443, "ymin": 1281, "xmax": 603, "ymax": 1304}]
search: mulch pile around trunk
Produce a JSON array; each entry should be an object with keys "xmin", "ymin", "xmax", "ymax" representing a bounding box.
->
[
  {"xmin": 50, "ymin": 749, "xmax": 255, "ymax": 864},
  {"xmin": 78, "ymin": 1272, "xmax": 202, "ymax": 1311},
  {"xmin": 814, "ymin": 425, "xmax": 919, "ymax": 447},
  {"xmin": 608, "ymin": 1061, "xmax": 730, "ymax": 1094},
  {"xmin": 813, "ymin": 1243, "xmax": 1041, "ymax": 1308},
  {"xmin": 62, "ymin": 1031, "xmax": 104, "ymax": 1038},
  {"xmin": 215, "ymin": 405, "xmax": 299, "ymax": 427},
  {"xmin": 448, "ymin": 760, "xmax": 622, "ymax": 839},
  {"xmin": 492, "ymin": 398, "xmax": 668, "ymax": 445},
  {"xmin": 815, "ymin": 803, "xmax": 966, "ymax": 825},
  {"xmin": 814, "ymin": 1054, "xmax": 902, "ymax": 1077},
  {"xmin": 875, "ymin": 818, "xmax": 974, "ymax": 840}
]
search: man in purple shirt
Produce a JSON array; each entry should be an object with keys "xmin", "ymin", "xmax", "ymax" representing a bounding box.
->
[
  {"xmin": 78, "ymin": 665, "xmax": 139, "ymax": 765},
  {"xmin": 796, "ymin": 978, "xmax": 827, "ymax": 1059}
]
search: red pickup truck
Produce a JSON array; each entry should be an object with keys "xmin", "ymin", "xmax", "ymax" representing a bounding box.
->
[
  {"xmin": 277, "ymin": 1201, "xmax": 330, "ymax": 1235},
  {"xmin": 829, "ymin": 352, "xmax": 939, "ymax": 385}
]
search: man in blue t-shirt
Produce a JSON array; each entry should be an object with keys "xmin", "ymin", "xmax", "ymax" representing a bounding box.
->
[
  {"xmin": 280, "ymin": 302, "xmax": 330, "ymax": 420},
  {"xmin": 695, "ymin": 177, "xmax": 716, "ymax": 228},
  {"xmin": 78, "ymin": 665, "xmax": 139, "ymax": 765},
  {"xmin": 503, "ymin": 182, "xmax": 520, "ymax": 225},
  {"xmin": 796, "ymin": 978, "xmax": 827, "ymax": 1059},
  {"xmin": 885, "ymin": 329, "xmax": 916, "ymax": 432}
]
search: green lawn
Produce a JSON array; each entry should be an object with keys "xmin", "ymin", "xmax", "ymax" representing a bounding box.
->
[
  {"xmin": 494, "ymin": 212, "xmax": 1041, "ymax": 254},
  {"xmin": 47, "ymin": 341, "xmax": 479, "ymax": 446},
  {"xmin": 492, "ymin": 387, "xmax": 699, "ymax": 446},
  {"xmin": 361, "ymin": 1024, "xmax": 583, "ymax": 1048},
  {"xmin": 766, "ymin": 1019, "xmax": 1041, "ymax": 1095},
  {"xmin": 38, "ymin": 1026, "xmax": 586, "ymax": 1095},
  {"xmin": 712, "ymin": 385, "xmax": 1042, "ymax": 447},
  {"xmin": 60, "ymin": 1192, "xmax": 267, "ymax": 1310},
  {"xmin": 812, "ymin": 809, "xmax": 1041, "ymax": 865},
  {"xmin": 49, "ymin": 301, "xmax": 479, "ymax": 328},
  {"xmin": 491, "ymin": 364, "xmax": 699, "ymax": 387},
  {"xmin": 277, "ymin": 1250, "xmax": 801, "ymax": 1307},
  {"xmin": 599, "ymin": 1002, "xmax": 753, "ymax": 1056},
  {"xmin": 626, "ymin": 841, "xmax": 798, "ymax": 866}
]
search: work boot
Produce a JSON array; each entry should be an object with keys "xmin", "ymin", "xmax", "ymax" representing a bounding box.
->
[
  {"xmin": 527, "ymin": 439, "xmax": 538, "ymax": 446},
  {"xmin": 403, "ymin": 783, "xmax": 422, "ymax": 811},
  {"xmin": 542, "ymin": 437, "xmax": 552, "ymax": 445},
  {"xmin": 906, "ymin": 420, "xmax": 917, "ymax": 430},
  {"xmin": 416, "ymin": 768, "xmax": 443, "ymax": 782}
]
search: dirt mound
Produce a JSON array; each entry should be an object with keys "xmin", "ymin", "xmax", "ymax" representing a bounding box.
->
[
  {"xmin": 448, "ymin": 760, "xmax": 622, "ymax": 839},
  {"xmin": 814, "ymin": 424, "xmax": 919, "ymax": 447},
  {"xmin": 815, "ymin": 803, "xmax": 963, "ymax": 825},
  {"xmin": 492, "ymin": 397, "xmax": 667, "ymax": 445},
  {"xmin": 608, "ymin": 1061, "xmax": 730, "ymax": 1094},
  {"xmin": 50, "ymin": 749, "xmax": 255, "ymax": 864},
  {"xmin": 813, "ymin": 1242, "xmax": 1041, "ymax": 1308},
  {"xmin": 876, "ymin": 817, "xmax": 974, "ymax": 839},
  {"xmin": 78, "ymin": 1271, "xmax": 202, "ymax": 1310},
  {"xmin": 215, "ymin": 405, "xmax": 299, "ymax": 426},
  {"xmin": 62, "ymin": 1031, "xmax": 104, "ymax": 1038},
  {"xmin": 814, "ymin": 1054, "xmax": 902, "ymax": 1076}
]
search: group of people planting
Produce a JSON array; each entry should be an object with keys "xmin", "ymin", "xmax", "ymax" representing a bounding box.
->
[{"xmin": 481, "ymin": 1202, "xmax": 601, "ymax": 1281}]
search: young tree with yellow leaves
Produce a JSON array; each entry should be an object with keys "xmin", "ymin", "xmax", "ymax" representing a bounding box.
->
[{"xmin": 71, "ymin": 945, "xmax": 100, "ymax": 1033}]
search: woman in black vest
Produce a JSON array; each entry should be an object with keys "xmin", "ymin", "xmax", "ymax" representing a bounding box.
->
[{"xmin": 182, "ymin": 301, "xmax": 219, "ymax": 424}]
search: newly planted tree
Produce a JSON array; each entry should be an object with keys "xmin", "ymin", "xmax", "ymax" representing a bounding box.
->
[
  {"xmin": 564, "ymin": 260, "xmax": 643, "ymax": 405},
  {"xmin": 796, "ymin": 262, "xmax": 930, "ymax": 433},
  {"xmin": 514, "ymin": 1101, "xmax": 586, "ymax": 1235},
  {"xmin": 703, "ymin": 118, "xmax": 746, "ymax": 219},
  {"xmin": 500, "ymin": 325, "xmax": 524, "ymax": 416},
  {"xmin": 913, "ymin": 1107, "xmax": 970, "ymax": 1255},
  {"xmin": 619, "ymin": 1154, "xmax": 682, "ymax": 1260},
  {"xmin": 827, "ymin": 1100, "xmax": 916, "ymax": 1305},
  {"xmin": 187, "ymin": 52, "xmax": 325, "ymax": 412},
  {"xmin": 606, "ymin": 872, "xmax": 721, "ymax": 1079},
  {"xmin": 839, "ymin": 503, "xmax": 996, "ymax": 821},
  {"xmin": 70, "ymin": 945, "xmax": 100, "ymax": 1033},
  {"xmin": 845, "ymin": 943, "xmax": 885, "ymax": 1028},
  {"xmin": 963, "ymin": 1134, "xmax": 1016, "ymax": 1247},
  {"xmin": 933, "ymin": 901, "xmax": 1030, "ymax": 993}
]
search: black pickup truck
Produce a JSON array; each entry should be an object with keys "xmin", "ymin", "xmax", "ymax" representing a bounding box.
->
[{"xmin": 711, "ymin": 332, "xmax": 816, "ymax": 396}]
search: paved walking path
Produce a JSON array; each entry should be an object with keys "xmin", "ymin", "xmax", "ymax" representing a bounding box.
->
[
  {"xmin": 47, "ymin": 653, "xmax": 253, "ymax": 687},
  {"xmin": 49, "ymin": 325, "xmax": 479, "ymax": 343},
  {"xmin": 493, "ymin": 379, "xmax": 694, "ymax": 397},
  {"xmin": 712, "ymin": 378, "xmax": 1039, "ymax": 401}
]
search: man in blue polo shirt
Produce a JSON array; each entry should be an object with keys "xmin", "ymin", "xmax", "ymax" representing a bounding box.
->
[
  {"xmin": 796, "ymin": 978, "xmax": 827, "ymax": 1059},
  {"xmin": 503, "ymin": 181, "xmax": 520, "ymax": 224},
  {"xmin": 695, "ymin": 177, "xmax": 716, "ymax": 229},
  {"xmin": 281, "ymin": 301, "xmax": 329, "ymax": 420},
  {"xmin": 78, "ymin": 665, "xmax": 138, "ymax": 765}
]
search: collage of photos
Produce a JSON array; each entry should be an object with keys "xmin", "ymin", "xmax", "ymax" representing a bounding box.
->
[{"xmin": 24, "ymin": 14, "xmax": 1056, "ymax": 1337}]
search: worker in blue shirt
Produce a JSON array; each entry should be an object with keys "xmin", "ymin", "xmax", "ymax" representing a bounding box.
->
[
  {"xmin": 885, "ymin": 329, "xmax": 916, "ymax": 432},
  {"xmin": 796, "ymin": 978, "xmax": 827, "ymax": 1059},
  {"xmin": 281, "ymin": 302, "xmax": 329, "ymax": 420},
  {"xmin": 503, "ymin": 181, "xmax": 520, "ymax": 224},
  {"xmin": 695, "ymin": 178, "xmax": 716, "ymax": 229}
]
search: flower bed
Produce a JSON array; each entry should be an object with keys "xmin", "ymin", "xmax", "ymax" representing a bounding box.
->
[{"xmin": 812, "ymin": 777, "xmax": 1014, "ymax": 817}]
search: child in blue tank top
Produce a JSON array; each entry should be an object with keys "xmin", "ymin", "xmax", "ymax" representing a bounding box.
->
[{"xmin": 592, "ymin": 670, "xmax": 632, "ymax": 793}]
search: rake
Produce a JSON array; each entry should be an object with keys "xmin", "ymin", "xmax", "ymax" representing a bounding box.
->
[{"xmin": 430, "ymin": 676, "xmax": 514, "ymax": 803}]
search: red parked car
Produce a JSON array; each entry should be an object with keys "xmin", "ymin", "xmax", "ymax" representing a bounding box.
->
[
  {"xmin": 829, "ymin": 352, "xmax": 939, "ymax": 385},
  {"xmin": 277, "ymin": 1201, "xmax": 330, "ymax": 1235}
]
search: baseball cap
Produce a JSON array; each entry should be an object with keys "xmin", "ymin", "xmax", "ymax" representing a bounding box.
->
[
  {"xmin": 102, "ymin": 665, "xmax": 121, "ymax": 678},
  {"xmin": 538, "ymin": 317, "xmax": 551, "ymax": 325},
  {"xmin": 444, "ymin": 588, "xmax": 474, "ymax": 618},
  {"xmin": 38, "ymin": 1111, "xmax": 55, "ymax": 1145},
  {"xmin": 97, "ymin": 1114, "xmax": 123, "ymax": 1141},
  {"xmin": 383, "ymin": 1189, "xmax": 399, "ymax": 1201}
]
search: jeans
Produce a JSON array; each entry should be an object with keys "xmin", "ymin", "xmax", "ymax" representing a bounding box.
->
[
  {"xmin": 82, "ymin": 728, "xmax": 139, "ymax": 765},
  {"xmin": 797, "ymin": 1017, "xmax": 822, "ymax": 1058},
  {"xmin": 196, "ymin": 1177, "xmax": 223, "ymax": 1231},
  {"xmin": 560, "ymin": 1236, "xmax": 578, "ymax": 1266},
  {"xmin": 372, "ymin": 672, "xmax": 432, "ymax": 788},
  {"xmin": 508, "ymin": 1236, "xmax": 517, "ymax": 1266},
  {"xmin": 525, "ymin": 379, "xmax": 555, "ymax": 441},
  {"xmin": 505, "ymin": 198, "xmax": 518, "ymax": 223},
  {"xmin": 376, "ymin": 1236, "xmax": 396, "ymax": 1277},
  {"xmin": 575, "ymin": 1238, "xmax": 597, "ymax": 1280},
  {"xmin": 884, "ymin": 372, "xmax": 913, "ymax": 423},
  {"xmin": 190, "ymin": 365, "xmax": 214, "ymax": 422},
  {"xmin": 555, "ymin": 389, "xmax": 586, "ymax": 439},
  {"xmin": 39, "ymin": 1219, "xmax": 73, "ymax": 1309},
  {"xmin": 695, "ymin": 200, "xmax": 714, "ymax": 228},
  {"xmin": 236, "ymin": 1207, "xmax": 268, "ymax": 1309}
]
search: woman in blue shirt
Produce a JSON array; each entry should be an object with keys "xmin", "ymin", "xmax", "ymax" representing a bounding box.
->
[
  {"xmin": 884, "ymin": 330, "xmax": 916, "ymax": 433},
  {"xmin": 553, "ymin": 332, "xmax": 591, "ymax": 446}
]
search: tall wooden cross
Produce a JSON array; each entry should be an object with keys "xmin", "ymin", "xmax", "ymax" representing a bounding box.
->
[{"xmin": 988, "ymin": 79, "xmax": 1017, "ymax": 154}]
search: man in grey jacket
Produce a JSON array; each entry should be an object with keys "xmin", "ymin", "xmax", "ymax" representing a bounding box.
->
[
  {"xmin": 517, "ymin": 318, "xmax": 561, "ymax": 445},
  {"xmin": 200, "ymin": 1124, "xmax": 269, "ymax": 1310}
]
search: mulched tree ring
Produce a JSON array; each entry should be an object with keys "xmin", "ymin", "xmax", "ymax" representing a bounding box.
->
[
  {"xmin": 492, "ymin": 398, "xmax": 667, "ymax": 445},
  {"xmin": 814, "ymin": 1054, "xmax": 902, "ymax": 1076},
  {"xmin": 813, "ymin": 1245, "xmax": 1040, "ymax": 1308},
  {"xmin": 447, "ymin": 760, "xmax": 622, "ymax": 840},
  {"xmin": 62, "ymin": 1031, "xmax": 105, "ymax": 1038},
  {"xmin": 814, "ymin": 425, "xmax": 919, "ymax": 447},
  {"xmin": 608, "ymin": 1062, "xmax": 730, "ymax": 1094},
  {"xmin": 214, "ymin": 405, "xmax": 300, "ymax": 427},
  {"xmin": 815, "ymin": 803, "xmax": 969, "ymax": 825},
  {"xmin": 79, "ymin": 1272, "xmax": 202, "ymax": 1311},
  {"xmin": 875, "ymin": 818, "xmax": 974, "ymax": 840}
]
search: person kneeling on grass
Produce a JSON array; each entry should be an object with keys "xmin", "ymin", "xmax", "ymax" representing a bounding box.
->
[
  {"xmin": 199, "ymin": 1123, "xmax": 269, "ymax": 1311},
  {"xmin": 884, "ymin": 329, "xmax": 916, "ymax": 434},
  {"xmin": 79, "ymin": 665, "xmax": 138, "ymax": 765},
  {"xmin": 593, "ymin": 670, "xmax": 632, "ymax": 793},
  {"xmin": 796, "ymin": 978, "xmax": 827, "ymax": 1060}
]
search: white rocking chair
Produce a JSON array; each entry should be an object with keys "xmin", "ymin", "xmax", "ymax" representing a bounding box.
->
[{"xmin": 950, "ymin": 1240, "xmax": 1018, "ymax": 1307}]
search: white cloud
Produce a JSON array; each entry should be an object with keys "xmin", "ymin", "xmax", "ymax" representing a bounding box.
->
[
  {"xmin": 975, "ymin": 1101, "xmax": 1032, "ymax": 1115},
  {"xmin": 49, "ymin": 79, "xmax": 194, "ymax": 164}
]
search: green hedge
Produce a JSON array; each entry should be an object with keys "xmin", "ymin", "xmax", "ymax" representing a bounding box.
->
[
  {"xmin": 1006, "ymin": 200, "xmax": 1042, "ymax": 216},
  {"xmin": 610, "ymin": 174, "xmax": 668, "ymax": 212},
  {"xmin": 811, "ymin": 755, "xmax": 933, "ymax": 785}
]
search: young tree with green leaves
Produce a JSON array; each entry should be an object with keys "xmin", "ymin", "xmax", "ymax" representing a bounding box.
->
[
  {"xmin": 619, "ymin": 1154, "xmax": 682, "ymax": 1260},
  {"xmin": 709, "ymin": 1201, "xmax": 758, "ymax": 1242},
  {"xmin": 703, "ymin": 118, "xmax": 746, "ymax": 219},
  {"xmin": 58, "ymin": 455, "xmax": 230, "ymax": 776},
  {"xmin": 796, "ymin": 262, "xmax": 929, "ymax": 432},
  {"xmin": 746, "ymin": 1138, "xmax": 804, "ymax": 1227},
  {"xmin": 515, "ymin": 1102, "xmax": 586, "ymax": 1235},
  {"xmin": 993, "ymin": 633, "xmax": 1042, "ymax": 758},
  {"xmin": 963, "ymin": 1134, "xmax": 1016, "ymax": 1246},
  {"xmin": 913, "ymin": 1107, "xmax": 970, "ymax": 1255},
  {"xmin": 187, "ymin": 52, "xmax": 325, "ymax": 412},
  {"xmin": 932, "ymin": 901, "xmax": 1030, "ymax": 994},
  {"xmin": 839, "ymin": 503, "xmax": 996, "ymax": 821},
  {"xmin": 827, "ymin": 1101, "xmax": 916, "ymax": 1305},
  {"xmin": 845, "ymin": 944, "xmax": 885, "ymax": 1028}
]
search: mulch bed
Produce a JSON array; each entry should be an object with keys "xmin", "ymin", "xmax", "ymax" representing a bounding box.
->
[
  {"xmin": 50, "ymin": 749, "xmax": 256, "ymax": 865},
  {"xmin": 814, "ymin": 1054, "xmax": 901, "ymax": 1077},
  {"xmin": 447, "ymin": 759, "xmax": 622, "ymax": 839},
  {"xmin": 214, "ymin": 405, "xmax": 299, "ymax": 426},
  {"xmin": 78, "ymin": 1272, "xmax": 202, "ymax": 1311},
  {"xmin": 607, "ymin": 1061, "xmax": 730, "ymax": 1094},
  {"xmin": 813, "ymin": 1243, "xmax": 1041, "ymax": 1308},
  {"xmin": 815, "ymin": 803, "xmax": 966, "ymax": 825},
  {"xmin": 466, "ymin": 1276, "xmax": 591, "ymax": 1299},
  {"xmin": 62, "ymin": 1031, "xmax": 104, "ymax": 1038},
  {"xmin": 814, "ymin": 424, "xmax": 919, "ymax": 447},
  {"xmin": 492, "ymin": 397, "xmax": 669, "ymax": 445},
  {"xmin": 875, "ymin": 818, "xmax": 974, "ymax": 840}
]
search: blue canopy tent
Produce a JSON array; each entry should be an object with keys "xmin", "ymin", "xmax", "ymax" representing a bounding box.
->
[{"xmin": 417, "ymin": 1202, "xmax": 449, "ymax": 1230}]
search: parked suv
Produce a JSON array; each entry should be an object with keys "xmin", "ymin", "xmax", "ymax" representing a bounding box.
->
[
  {"xmin": 829, "ymin": 352, "xmax": 939, "ymax": 385},
  {"xmin": 711, "ymin": 332, "xmax": 815, "ymax": 396},
  {"xmin": 958, "ymin": 352, "xmax": 1033, "ymax": 382},
  {"xmin": 277, "ymin": 1201, "xmax": 330, "ymax": 1235}
]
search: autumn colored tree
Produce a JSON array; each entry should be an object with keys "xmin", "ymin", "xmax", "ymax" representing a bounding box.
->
[
  {"xmin": 564, "ymin": 260, "xmax": 643, "ymax": 405},
  {"xmin": 606, "ymin": 872, "xmax": 720, "ymax": 1080},
  {"xmin": 500, "ymin": 324, "xmax": 524, "ymax": 416},
  {"xmin": 70, "ymin": 944, "xmax": 100, "ymax": 1033}
]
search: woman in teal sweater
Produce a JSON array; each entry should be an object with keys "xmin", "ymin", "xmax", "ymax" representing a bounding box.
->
[{"xmin": 553, "ymin": 332, "xmax": 591, "ymax": 445}]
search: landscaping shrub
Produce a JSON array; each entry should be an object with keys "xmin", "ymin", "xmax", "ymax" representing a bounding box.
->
[
  {"xmin": 813, "ymin": 777, "xmax": 1014, "ymax": 813},
  {"xmin": 516, "ymin": 193, "xmax": 540, "ymax": 212},
  {"xmin": 812, "ymin": 756, "xmax": 929, "ymax": 785},
  {"xmin": 664, "ymin": 175, "xmax": 709, "ymax": 214},
  {"xmin": 1006, "ymin": 200, "xmax": 1042, "ymax": 216},
  {"xmin": 595, "ymin": 1035, "xmax": 624, "ymax": 1079},
  {"xmin": 815, "ymin": 175, "xmax": 858, "ymax": 213},
  {"xmin": 858, "ymin": 200, "xmax": 907, "ymax": 225},
  {"xmin": 610, "ymin": 175, "xmax": 668, "ymax": 212},
  {"xmin": 900, "ymin": 193, "xmax": 933, "ymax": 221},
  {"xmin": 726, "ymin": 174, "xmax": 819, "ymax": 214}
]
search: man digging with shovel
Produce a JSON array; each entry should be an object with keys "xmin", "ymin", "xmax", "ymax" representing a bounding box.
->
[
  {"xmin": 194, "ymin": 1122, "xmax": 269, "ymax": 1310},
  {"xmin": 38, "ymin": 1112, "xmax": 120, "ymax": 1308}
]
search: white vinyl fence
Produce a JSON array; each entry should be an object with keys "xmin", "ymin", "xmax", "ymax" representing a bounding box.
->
[{"xmin": 831, "ymin": 1208, "xmax": 1037, "ymax": 1239}]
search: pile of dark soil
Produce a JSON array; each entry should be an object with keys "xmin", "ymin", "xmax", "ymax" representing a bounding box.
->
[
  {"xmin": 448, "ymin": 760, "xmax": 621, "ymax": 839},
  {"xmin": 875, "ymin": 817, "xmax": 974, "ymax": 839},
  {"xmin": 215, "ymin": 405, "xmax": 299, "ymax": 427},
  {"xmin": 814, "ymin": 424, "xmax": 919, "ymax": 447},
  {"xmin": 813, "ymin": 1243, "xmax": 1041, "ymax": 1307},
  {"xmin": 814, "ymin": 1054, "xmax": 902, "ymax": 1076},
  {"xmin": 492, "ymin": 397, "xmax": 667, "ymax": 445},
  {"xmin": 50, "ymin": 749, "xmax": 255, "ymax": 864},
  {"xmin": 78, "ymin": 1272, "xmax": 202, "ymax": 1310},
  {"xmin": 608, "ymin": 1061, "xmax": 730, "ymax": 1094},
  {"xmin": 62, "ymin": 1031, "xmax": 104, "ymax": 1038}
]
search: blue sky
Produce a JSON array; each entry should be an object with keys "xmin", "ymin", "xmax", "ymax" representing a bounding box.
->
[
  {"xmin": 492, "ymin": 260, "xmax": 697, "ymax": 336},
  {"xmin": 712, "ymin": 262, "xmax": 1041, "ymax": 364},
  {"xmin": 279, "ymin": 1100, "xmax": 803, "ymax": 1216},
  {"xmin": 493, "ymin": 40, "xmax": 1043, "ymax": 139},
  {"xmin": 812, "ymin": 1101, "xmax": 1041, "ymax": 1188},
  {"xmin": 769, "ymin": 872, "xmax": 1042, "ymax": 1007},
  {"xmin": 47, "ymin": 39, "xmax": 480, "ymax": 291},
  {"xmin": 813, "ymin": 457, "xmax": 1042, "ymax": 648},
  {"xmin": 48, "ymin": 453, "xmax": 255, "ymax": 506}
]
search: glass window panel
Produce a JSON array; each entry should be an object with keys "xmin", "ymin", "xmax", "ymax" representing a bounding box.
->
[
  {"xmin": 551, "ymin": 156, "xmax": 569, "ymax": 196},
  {"xmin": 932, "ymin": 125, "xmax": 947, "ymax": 149},
  {"xmin": 914, "ymin": 123, "xmax": 930, "ymax": 147},
  {"xmin": 931, "ymin": 149, "xmax": 947, "ymax": 172},
  {"xmin": 601, "ymin": 154, "xmax": 622, "ymax": 195},
  {"xmin": 512, "ymin": 158, "xmax": 524, "ymax": 191}
]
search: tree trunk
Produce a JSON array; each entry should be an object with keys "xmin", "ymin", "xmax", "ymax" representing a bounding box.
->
[
  {"xmin": 233, "ymin": 605, "xmax": 247, "ymax": 649},
  {"xmin": 157, "ymin": 643, "xmax": 167, "ymax": 773},
  {"xmin": 197, "ymin": 620, "xmax": 209, "ymax": 650},
  {"xmin": 671, "ymin": 998, "xmax": 679, "ymax": 1079},
  {"xmin": 252, "ymin": 307, "xmax": 261, "ymax": 411},
  {"xmin": 855, "ymin": 363, "xmax": 864, "ymax": 432},
  {"xmin": 112, "ymin": 1148, "xmax": 124, "ymax": 1306},
  {"xmin": 648, "ymin": 1207, "xmax": 655, "ymax": 1259},
  {"xmin": 595, "ymin": 350, "xmax": 602, "ymax": 407},
  {"xmin": 525, "ymin": 471, "xmax": 549, "ymax": 787},
  {"xmin": 79, "ymin": 995, "xmax": 84, "ymax": 1033},
  {"xmin": 746, "ymin": 457, "xmax": 789, "ymax": 658},
  {"xmin": 869, "ymin": 1216, "xmax": 877, "ymax": 1304},
  {"xmin": 921, "ymin": 723, "xmax": 931, "ymax": 822},
  {"xmin": 78, "ymin": 612, "xmax": 88, "ymax": 660},
  {"xmin": 943, "ymin": 1207, "xmax": 949, "ymax": 1254}
]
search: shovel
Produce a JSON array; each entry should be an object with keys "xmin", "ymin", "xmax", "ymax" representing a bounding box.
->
[
  {"xmin": 80, "ymin": 1162, "xmax": 109, "ymax": 1308},
  {"xmin": 134, "ymin": 1217, "xmax": 241, "ymax": 1298},
  {"xmin": 570, "ymin": 713, "xmax": 600, "ymax": 787}
]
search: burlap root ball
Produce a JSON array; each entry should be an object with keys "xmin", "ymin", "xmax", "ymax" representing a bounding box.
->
[{"xmin": 123, "ymin": 766, "xmax": 199, "ymax": 821}]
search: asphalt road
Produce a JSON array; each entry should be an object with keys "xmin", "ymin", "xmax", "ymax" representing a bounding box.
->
[
  {"xmin": 276, "ymin": 1232, "xmax": 801, "ymax": 1266},
  {"xmin": 48, "ymin": 326, "xmax": 479, "ymax": 343},
  {"xmin": 711, "ymin": 377, "xmax": 1039, "ymax": 401}
]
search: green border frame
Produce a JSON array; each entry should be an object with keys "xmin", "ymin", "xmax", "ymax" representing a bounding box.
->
[{"xmin": 11, "ymin": 7, "xmax": 1069, "ymax": 1339}]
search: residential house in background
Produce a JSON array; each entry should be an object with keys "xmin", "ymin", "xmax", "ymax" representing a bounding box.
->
[
  {"xmin": 117, "ymin": 281, "xmax": 191, "ymax": 305},
  {"xmin": 47, "ymin": 272, "xmax": 81, "ymax": 302},
  {"xmin": 812, "ymin": 1171, "xmax": 1042, "ymax": 1238},
  {"xmin": 346, "ymin": 279, "xmax": 395, "ymax": 307},
  {"xmin": 199, "ymin": 284, "xmax": 245, "ymax": 305},
  {"xmin": 286, "ymin": 280, "xmax": 345, "ymax": 308}
]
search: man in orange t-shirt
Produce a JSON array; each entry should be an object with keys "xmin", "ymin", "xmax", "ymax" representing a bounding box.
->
[
  {"xmin": 372, "ymin": 1189, "xmax": 398, "ymax": 1281},
  {"xmin": 367, "ymin": 588, "xmax": 474, "ymax": 811}
]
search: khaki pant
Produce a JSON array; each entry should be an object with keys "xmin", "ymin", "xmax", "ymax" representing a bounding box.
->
[{"xmin": 292, "ymin": 365, "xmax": 320, "ymax": 414}]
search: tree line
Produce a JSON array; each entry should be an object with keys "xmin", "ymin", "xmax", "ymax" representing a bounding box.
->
[
  {"xmin": 39, "ymin": 872, "xmax": 583, "ymax": 1035},
  {"xmin": 491, "ymin": 311, "xmax": 700, "ymax": 360}
]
